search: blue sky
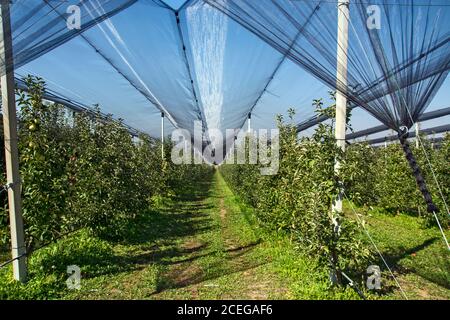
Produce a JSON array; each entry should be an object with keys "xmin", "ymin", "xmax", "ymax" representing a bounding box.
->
[{"xmin": 163, "ymin": 0, "xmax": 190, "ymax": 9}]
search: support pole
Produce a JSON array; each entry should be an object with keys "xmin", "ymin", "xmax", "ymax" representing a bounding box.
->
[
  {"xmin": 247, "ymin": 113, "xmax": 251, "ymax": 133},
  {"xmin": 0, "ymin": 1, "xmax": 27, "ymax": 282},
  {"xmin": 333, "ymin": 0, "xmax": 349, "ymax": 213},
  {"xmin": 330, "ymin": 0, "xmax": 349, "ymax": 286},
  {"xmin": 161, "ymin": 112, "xmax": 164, "ymax": 159},
  {"xmin": 415, "ymin": 122, "xmax": 420, "ymax": 148}
]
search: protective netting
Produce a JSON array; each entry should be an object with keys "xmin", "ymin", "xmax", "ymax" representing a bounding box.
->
[
  {"xmin": 2, "ymin": 0, "xmax": 138, "ymax": 76},
  {"xmin": 204, "ymin": 0, "xmax": 450, "ymax": 132},
  {"xmin": 14, "ymin": 0, "xmax": 198, "ymax": 138},
  {"xmin": 3, "ymin": 0, "xmax": 450, "ymax": 142},
  {"xmin": 9, "ymin": 0, "xmax": 296, "ymax": 141},
  {"xmin": 198, "ymin": 0, "xmax": 449, "ymax": 213},
  {"xmin": 0, "ymin": 0, "xmax": 447, "ymax": 216}
]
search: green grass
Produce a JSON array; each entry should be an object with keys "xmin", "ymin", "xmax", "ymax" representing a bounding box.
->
[
  {"xmin": 0, "ymin": 170, "xmax": 448, "ymax": 300},
  {"xmin": 366, "ymin": 211, "xmax": 449, "ymax": 299},
  {"xmin": 343, "ymin": 202, "xmax": 450, "ymax": 300},
  {"xmin": 215, "ymin": 172, "xmax": 361, "ymax": 300}
]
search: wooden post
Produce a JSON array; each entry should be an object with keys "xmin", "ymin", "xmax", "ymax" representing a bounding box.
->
[
  {"xmin": 0, "ymin": 0, "xmax": 27, "ymax": 282},
  {"xmin": 161, "ymin": 112, "xmax": 164, "ymax": 159}
]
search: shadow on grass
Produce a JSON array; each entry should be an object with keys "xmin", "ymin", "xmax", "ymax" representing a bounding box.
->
[
  {"xmin": 17, "ymin": 170, "xmax": 272, "ymax": 298},
  {"xmin": 375, "ymin": 236, "xmax": 450, "ymax": 292},
  {"xmin": 384, "ymin": 237, "xmax": 438, "ymax": 263},
  {"xmin": 130, "ymin": 240, "xmax": 262, "ymax": 269},
  {"xmin": 32, "ymin": 175, "xmax": 217, "ymax": 282},
  {"xmin": 150, "ymin": 241, "xmax": 267, "ymax": 294}
]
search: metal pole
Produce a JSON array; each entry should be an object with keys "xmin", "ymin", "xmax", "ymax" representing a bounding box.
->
[
  {"xmin": 0, "ymin": 1, "xmax": 27, "ymax": 282},
  {"xmin": 161, "ymin": 112, "xmax": 164, "ymax": 159},
  {"xmin": 247, "ymin": 113, "xmax": 251, "ymax": 133},
  {"xmin": 329, "ymin": 0, "xmax": 349, "ymax": 286},
  {"xmin": 415, "ymin": 122, "xmax": 420, "ymax": 148},
  {"xmin": 333, "ymin": 0, "xmax": 349, "ymax": 214}
]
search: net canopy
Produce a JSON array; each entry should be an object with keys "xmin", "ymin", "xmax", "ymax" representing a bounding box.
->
[
  {"xmin": 205, "ymin": 0, "xmax": 450, "ymax": 132},
  {"xmin": 1, "ymin": 0, "xmax": 449, "ymax": 150}
]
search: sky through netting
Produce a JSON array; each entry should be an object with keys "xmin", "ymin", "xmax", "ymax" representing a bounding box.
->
[{"xmin": 1, "ymin": 0, "xmax": 449, "ymax": 152}]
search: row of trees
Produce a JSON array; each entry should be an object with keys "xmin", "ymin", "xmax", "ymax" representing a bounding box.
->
[
  {"xmin": 220, "ymin": 96, "xmax": 449, "ymax": 279},
  {"xmin": 1, "ymin": 76, "xmax": 207, "ymax": 254},
  {"xmin": 220, "ymin": 104, "xmax": 372, "ymax": 280},
  {"xmin": 343, "ymin": 135, "xmax": 449, "ymax": 226}
]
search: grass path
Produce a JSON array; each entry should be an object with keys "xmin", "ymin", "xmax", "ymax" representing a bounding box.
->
[
  {"xmin": 63, "ymin": 171, "xmax": 450, "ymax": 300},
  {"xmin": 361, "ymin": 210, "xmax": 450, "ymax": 300},
  {"xmin": 66, "ymin": 171, "xmax": 293, "ymax": 299},
  {"xmin": 150, "ymin": 171, "xmax": 290, "ymax": 299},
  {"xmin": 3, "ymin": 170, "xmax": 447, "ymax": 300}
]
